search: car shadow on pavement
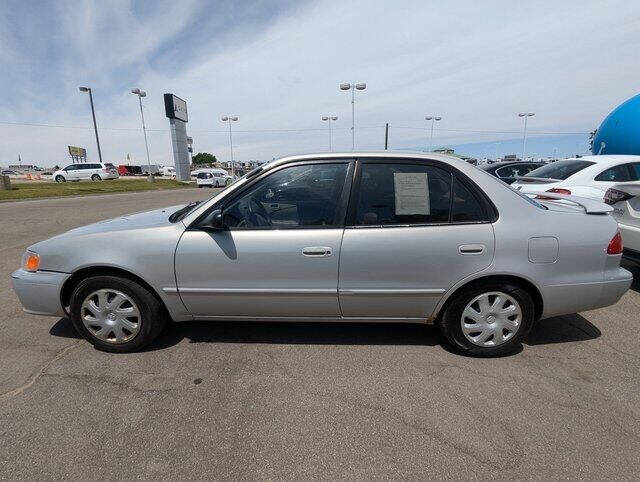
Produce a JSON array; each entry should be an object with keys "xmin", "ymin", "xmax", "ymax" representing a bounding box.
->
[
  {"xmin": 49, "ymin": 313, "xmax": 601, "ymax": 352},
  {"xmin": 524, "ymin": 313, "xmax": 601, "ymax": 346}
]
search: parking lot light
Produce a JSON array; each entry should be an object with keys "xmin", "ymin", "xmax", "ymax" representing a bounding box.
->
[
  {"xmin": 339, "ymin": 82, "xmax": 366, "ymax": 150},
  {"xmin": 78, "ymin": 86, "xmax": 103, "ymax": 164},
  {"xmin": 518, "ymin": 112, "xmax": 535, "ymax": 160},
  {"xmin": 221, "ymin": 116, "xmax": 239, "ymax": 178},
  {"xmin": 321, "ymin": 115, "xmax": 338, "ymax": 151},
  {"xmin": 131, "ymin": 88, "xmax": 153, "ymax": 181},
  {"xmin": 425, "ymin": 115, "xmax": 442, "ymax": 152}
]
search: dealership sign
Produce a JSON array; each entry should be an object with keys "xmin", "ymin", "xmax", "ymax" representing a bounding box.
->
[
  {"xmin": 164, "ymin": 94, "xmax": 188, "ymax": 122},
  {"xmin": 68, "ymin": 146, "xmax": 86, "ymax": 158}
]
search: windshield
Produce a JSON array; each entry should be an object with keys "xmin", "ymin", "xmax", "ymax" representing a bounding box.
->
[{"xmin": 523, "ymin": 160, "xmax": 595, "ymax": 181}]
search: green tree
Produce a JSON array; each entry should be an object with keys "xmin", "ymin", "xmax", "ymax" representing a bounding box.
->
[{"xmin": 192, "ymin": 152, "xmax": 217, "ymax": 165}]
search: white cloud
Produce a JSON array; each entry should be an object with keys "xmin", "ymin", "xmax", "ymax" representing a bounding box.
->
[{"xmin": 2, "ymin": 0, "xmax": 640, "ymax": 165}]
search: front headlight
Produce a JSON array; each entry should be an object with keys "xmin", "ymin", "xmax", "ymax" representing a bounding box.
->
[{"xmin": 23, "ymin": 251, "xmax": 40, "ymax": 272}]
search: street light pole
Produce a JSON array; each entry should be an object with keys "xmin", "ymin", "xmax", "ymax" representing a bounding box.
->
[
  {"xmin": 425, "ymin": 115, "xmax": 442, "ymax": 152},
  {"xmin": 340, "ymin": 82, "xmax": 366, "ymax": 150},
  {"xmin": 221, "ymin": 116, "xmax": 238, "ymax": 178},
  {"xmin": 518, "ymin": 112, "xmax": 535, "ymax": 160},
  {"xmin": 78, "ymin": 87, "xmax": 103, "ymax": 163},
  {"xmin": 321, "ymin": 115, "xmax": 338, "ymax": 151},
  {"xmin": 131, "ymin": 88, "xmax": 153, "ymax": 180}
]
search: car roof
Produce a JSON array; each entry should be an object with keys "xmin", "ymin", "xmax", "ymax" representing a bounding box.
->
[
  {"xmin": 565, "ymin": 155, "xmax": 640, "ymax": 167},
  {"xmin": 264, "ymin": 151, "xmax": 471, "ymax": 170}
]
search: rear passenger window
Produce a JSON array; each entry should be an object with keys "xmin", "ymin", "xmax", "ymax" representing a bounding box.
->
[
  {"xmin": 452, "ymin": 178, "xmax": 486, "ymax": 222},
  {"xmin": 355, "ymin": 163, "xmax": 451, "ymax": 225},
  {"xmin": 595, "ymin": 164, "xmax": 638, "ymax": 182}
]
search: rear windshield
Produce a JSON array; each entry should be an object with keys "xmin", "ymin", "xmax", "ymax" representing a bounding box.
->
[
  {"xmin": 524, "ymin": 160, "xmax": 595, "ymax": 180},
  {"xmin": 197, "ymin": 172, "xmax": 211, "ymax": 179},
  {"xmin": 105, "ymin": 163, "xmax": 115, "ymax": 168}
]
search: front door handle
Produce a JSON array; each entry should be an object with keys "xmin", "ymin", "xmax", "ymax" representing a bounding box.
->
[
  {"xmin": 459, "ymin": 244, "xmax": 485, "ymax": 255},
  {"xmin": 302, "ymin": 246, "xmax": 332, "ymax": 257}
]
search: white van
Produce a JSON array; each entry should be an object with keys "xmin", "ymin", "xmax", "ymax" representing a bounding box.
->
[
  {"xmin": 196, "ymin": 168, "xmax": 229, "ymax": 188},
  {"xmin": 53, "ymin": 163, "xmax": 119, "ymax": 182}
]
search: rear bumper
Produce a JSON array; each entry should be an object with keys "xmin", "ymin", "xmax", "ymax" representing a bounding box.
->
[
  {"xmin": 541, "ymin": 267, "xmax": 633, "ymax": 319},
  {"xmin": 11, "ymin": 269, "xmax": 70, "ymax": 317}
]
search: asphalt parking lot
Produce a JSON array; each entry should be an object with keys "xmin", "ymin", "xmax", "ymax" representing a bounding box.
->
[{"xmin": 1, "ymin": 189, "xmax": 639, "ymax": 479}]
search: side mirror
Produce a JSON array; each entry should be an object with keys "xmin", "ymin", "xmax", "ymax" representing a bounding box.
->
[{"xmin": 200, "ymin": 209, "xmax": 225, "ymax": 230}]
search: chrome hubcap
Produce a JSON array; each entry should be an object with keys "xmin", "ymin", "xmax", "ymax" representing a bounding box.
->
[
  {"xmin": 80, "ymin": 289, "xmax": 141, "ymax": 344},
  {"xmin": 460, "ymin": 291, "xmax": 522, "ymax": 347}
]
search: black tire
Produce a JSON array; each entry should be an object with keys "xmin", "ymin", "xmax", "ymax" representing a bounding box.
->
[
  {"xmin": 69, "ymin": 275, "xmax": 168, "ymax": 353},
  {"xmin": 197, "ymin": 185, "xmax": 203, "ymax": 188},
  {"xmin": 55, "ymin": 175, "xmax": 66, "ymax": 183},
  {"xmin": 437, "ymin": 282, "xmax": 535, "ymax": 357},
  {"xmin": 91, "ymin": 174, "xmax": 102, "ymax": 181}
]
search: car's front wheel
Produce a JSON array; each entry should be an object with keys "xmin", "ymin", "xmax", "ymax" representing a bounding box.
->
[
  {"xmin": 69, "ymin": 275, "xmax": 168, "ymax": 352},
  {"xmin": 438, "ymin": 282, "xmax": 534, "ymax": 357},
  {"xmin": 55, "ymin": 175, "xmax": 66, "ymax": 183}
]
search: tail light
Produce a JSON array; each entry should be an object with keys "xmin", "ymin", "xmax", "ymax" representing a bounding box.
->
[
  {"xmin": 604, "ymin": 188, "xmax": 633, "ymax": 205},
  {"xmin": 536, "ymin": 188, "xmax": 572, "ymax": 200},
  {"xmin": 607, "ymin": 232, "xmax": 623, "ymax": 255}
]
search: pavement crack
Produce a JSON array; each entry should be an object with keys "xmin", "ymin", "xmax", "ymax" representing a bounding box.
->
[{"xmin": 0, "ymin": 340, "xmax": 81, "ymax": 402}]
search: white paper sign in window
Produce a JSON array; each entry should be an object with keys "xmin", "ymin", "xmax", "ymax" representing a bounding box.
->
[{"xmin": 394, "ymin": 172, "xmax": 430, "ymax": 215}]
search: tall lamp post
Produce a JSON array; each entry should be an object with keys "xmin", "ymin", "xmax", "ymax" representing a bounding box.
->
[
  {"xmin": 518, "ymin": 112, "xmax": 535, "ymax": 160},
  {"xmin": 339, "ymin": 82, "xmax": 366, "ymax": 150},
  {"xmin": 78, "ymin": 86, "xmax": 103, "ymax": 164},
  {"xmin": 221, "ymin": 116, "xmax": 238, "ymax": 178},
  {"xmin": 425, "ymin": 115, "xmax": 442, "ymax": 152},
  {"xmin": 321, "ymin": 115, "xmax": 338, "ymax": 151},
  {"xmin": 131, "ymin": 88, "xmax": 153, "ymax": 181}
]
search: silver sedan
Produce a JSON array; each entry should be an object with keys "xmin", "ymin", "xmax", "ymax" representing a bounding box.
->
[{"xmin": 11, "ymin": 152, "xmax": 633, "ymax": 356}]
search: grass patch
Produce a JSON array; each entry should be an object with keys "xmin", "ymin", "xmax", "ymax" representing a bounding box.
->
[{"xmin": 0, "ymin": 179, "xmax": 194, "ymax": 201}]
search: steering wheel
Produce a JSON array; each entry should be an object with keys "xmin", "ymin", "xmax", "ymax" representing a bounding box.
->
[{"xmin": 237, "ymin": 197, "xmax": 272, "ymax": 227}]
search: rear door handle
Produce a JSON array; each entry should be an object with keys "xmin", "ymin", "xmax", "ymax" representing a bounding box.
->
[
  {"xmin": 459, "ymin": 244, "xmax": 485, "ymax": 255},
  {"xmin": 302, "ymin": 246, "xmax": 332, "ymax": 257}
]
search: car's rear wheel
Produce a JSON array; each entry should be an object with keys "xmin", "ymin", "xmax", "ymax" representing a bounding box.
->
[
  {"xmin": 55, "ymin": 175, "xmax": 66, "ymax": 183},
  {"xmin": 69, "ymin": 275, "xmax": 168, "ymax": 353},
  {"xmin": 438, "ymin": 283, "xmax": 534, "ymax": 357},
  {"xmin": 91, "ymin": 174, "xmax": 102, "ymax": 181}
]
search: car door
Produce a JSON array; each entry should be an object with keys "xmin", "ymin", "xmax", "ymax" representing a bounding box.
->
[
  {"xmin": 175, "ymin": 160, "xmax": 353, "ymax": 318},
  {"xmin": 338, "ymin": 160, "xmax": 495, "ymax": 320},
  {"xmin": 64, "ymin": 164, "xmax": 80, "ymax": 180}
]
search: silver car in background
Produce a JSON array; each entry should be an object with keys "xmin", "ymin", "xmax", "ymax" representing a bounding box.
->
[{"xmin": 12, "ymin": 152, "xmax": 632, "ymax": 356}]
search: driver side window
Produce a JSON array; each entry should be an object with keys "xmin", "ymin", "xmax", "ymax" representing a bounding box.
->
[{"xmin": 222, "ymin": 163, "xmax": 349, "ymax": 229}]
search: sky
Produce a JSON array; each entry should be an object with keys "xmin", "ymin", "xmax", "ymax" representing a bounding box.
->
[{"xmin": 2, "ymin": 0, "xmax": 640, "ymax": 167}]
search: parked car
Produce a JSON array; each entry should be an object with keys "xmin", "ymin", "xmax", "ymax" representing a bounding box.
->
[
  {"xmin": 161, "ymin": 166, "xmax": 176, "ymax": 177},
  {"xmin": 480, "ymin": 161, "xmax": 545, "ymax": 184},
  {"xmin": 1, "ymin": 169, "xmax": 18, "ymax": 175},
  {"xmin": 511, "ymin": 155, "xmax": 640, "ymax": 200},
  {"xmin": 196, "ymin": 168, "xmax": 228, "ymax": 188},
  {"xmin": 12, "ymin": 152, "xmax": 632, "ymax": 356},
  {"xmin": 53, "ymin": 163, "xmax": 119, "ymax": 182},
  {"xmin": 605, "ymin": 183, "xmax": 640, "ymax": 264}
]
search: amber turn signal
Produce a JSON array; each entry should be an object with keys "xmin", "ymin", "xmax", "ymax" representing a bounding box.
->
[{"xmin": 24, "ymin": 252, "xmax": 40, "ymax": 271}]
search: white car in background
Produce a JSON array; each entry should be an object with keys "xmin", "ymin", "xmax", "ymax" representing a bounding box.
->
[
  {"xmin": 196, "ymin": 168, "xmax": 229, "ymax": 188},
  {"xmin": 605, "ymin": 183, "xmax": 640, "ymax": 264},
  {"xmin": 53, "ymin": 162, "xmax": 119, "ymax": 182},
  {"xmin": 160, "ymin": 166, "xmax": 176, "ymax": 177},
  {"xmin": 511, "ymin": 155, "xmax": 640, "ymax": 201}
]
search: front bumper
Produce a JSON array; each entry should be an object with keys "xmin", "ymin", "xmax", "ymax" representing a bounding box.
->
[
  {"xmin": 11, "ymin": 269, "xmax": 70, "ymax": 317},
  {"xmin": 541, "ymin": 267, "xmax": 633, "ymax": 319}
]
